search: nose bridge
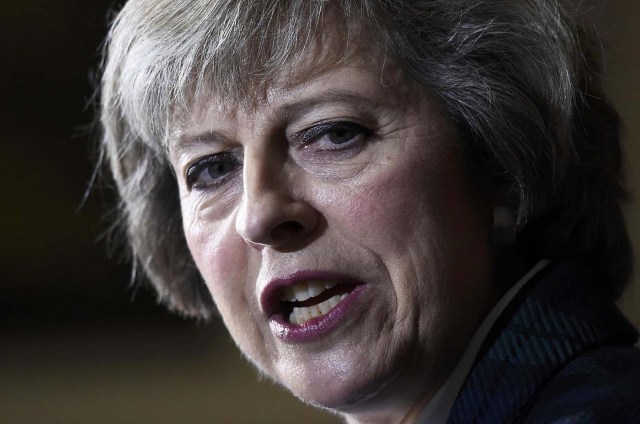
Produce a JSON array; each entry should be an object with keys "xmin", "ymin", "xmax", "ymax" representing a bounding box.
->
[
  {"xmin": 237, "ymin": 111, "xmax": 283, "ymax": 200},
  {"xmin": 238, "ymin": 140, "xmax": 277, "ymax": 203},
  {"xmin": 232, "ymin": 108, "xmax": 276, "ymax": 201},
  {"xmin": 232, "ymin": 107, "xmax": 319, "ymax": 249},
  {"xmin": 235, "ymin": 143, "xmax": 310, "ymax": 248},
  {"xmin": 241, "ymin": 147, "xmax": 284, "ymax": 217}
]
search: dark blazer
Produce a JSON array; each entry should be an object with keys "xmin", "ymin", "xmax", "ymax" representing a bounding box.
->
[{"xmin": 447, "ymin": 262, "xmax": 640, "ymax": 423}]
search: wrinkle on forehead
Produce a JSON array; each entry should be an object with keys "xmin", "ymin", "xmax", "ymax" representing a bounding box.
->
[
  {"xmin": 170, "ymin": 52, "xmax": 408, "ymax": 148},
  {"xmin": 169, "ymin": 18, "xmax": 394, "ymax": 133}
]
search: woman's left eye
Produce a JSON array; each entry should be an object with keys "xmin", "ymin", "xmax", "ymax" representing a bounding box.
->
[{"xmin": 297, "ymin": 121, "xmax": 372, "ymax": 150}]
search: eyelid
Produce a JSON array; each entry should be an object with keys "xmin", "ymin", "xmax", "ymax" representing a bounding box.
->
[
  {"xmin": 184, "ymin": 152, "xmax": 241, "ymax": 190},
  {"xmin": 291, "ymin": 121, "xmax": 372, "ymax": 146}
]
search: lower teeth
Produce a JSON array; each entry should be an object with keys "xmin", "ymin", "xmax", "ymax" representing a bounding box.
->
[{"xmin": 289, "ymin": 293, "xmax": 348, "ymax": 325}]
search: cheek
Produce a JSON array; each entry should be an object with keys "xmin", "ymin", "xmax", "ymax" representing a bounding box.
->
[
  {"xmin": 185, "ymin": 220, "xmax": 239, "ymax": 311},
  {"xmin": 321, "ymin": 154, "xmax": 446, "ymax": 250},
  {"xmin": 320, "ymin": 145, "xmax": 491, "ymax": 306},
  {"xmin": 182, "ymin": 207, "xmax": 253, "ymax": 329},
  {"xmin": 183, "ymin": 203, "xmax": 242, "ymax": 282},
  {"xmin": 184, "ymin": 216, "xmax": 274, "ymax": 372},
  {"xmin": 180, "ymin": 193, "xmax": 250, "ymax": 298}
]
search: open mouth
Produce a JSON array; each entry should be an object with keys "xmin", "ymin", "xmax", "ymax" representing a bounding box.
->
[{"xmin": 277, "ymin": 280, "xmax": 357, "ymax": 325}]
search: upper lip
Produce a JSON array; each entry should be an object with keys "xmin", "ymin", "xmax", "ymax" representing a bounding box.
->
[{"xmin": 260, "ymin": 270, "xmax": 363, "ymax": 318}]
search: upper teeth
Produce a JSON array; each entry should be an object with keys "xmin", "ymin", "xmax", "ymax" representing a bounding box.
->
[
  {"xmin": 289, "ymin": 294, "xmax": 348, "ymax": 325},
  {"xmin": 280, "ymin": 280, "xmax": 337, "ymax": 302}
]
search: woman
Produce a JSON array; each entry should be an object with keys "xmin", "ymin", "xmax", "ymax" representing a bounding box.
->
[{"xmin": 99, "ymin": 0, "xmax": 640, "ymax": 422}]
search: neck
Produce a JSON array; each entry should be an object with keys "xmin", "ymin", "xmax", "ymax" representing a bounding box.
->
[
  {"xmin": 338, "ymin": 331, "xmax": 468, "ymax": 424},
  {"xmin": 341, "ymin": 382, "xmax": 442, "ymax": 424}
]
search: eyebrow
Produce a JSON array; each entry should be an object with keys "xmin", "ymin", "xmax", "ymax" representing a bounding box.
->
[
  {"xmin": 170, "ymin": 88, "xmax": 381, "ymax": 157},
  {"xmin": 273, "ymin": 88, "xmax": 380, "ymax": 121},
  {"xmin": 171, "ymin": 129, "xmax": 231, "ymax": 161}
]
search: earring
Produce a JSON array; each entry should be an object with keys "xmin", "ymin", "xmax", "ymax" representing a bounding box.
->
[{"xmin": 492, "ymin": 206, "xmax": 517, "ymax": 243}]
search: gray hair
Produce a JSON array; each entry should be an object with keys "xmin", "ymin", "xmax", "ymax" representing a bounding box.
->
[{"xmin": 99, "ymin": 0, "xmax": 631, "ymax": 319}]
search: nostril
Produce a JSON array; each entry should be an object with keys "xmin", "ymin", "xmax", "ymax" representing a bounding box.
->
[
  {"xmin": 277, "ymin": 221, "xmax": 304, "ymax": 233},
  {"xmin": 268, "ymin": 221, "xmax": 307, "ymax": 246},
  {"xmin": 236, "ymin": 192, "xmax": 319, "ymax": 247}
]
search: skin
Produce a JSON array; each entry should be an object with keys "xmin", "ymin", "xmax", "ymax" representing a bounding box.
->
[{"xmin": 169, "ymin": 51, "xmax": 499, "ymax": 422}]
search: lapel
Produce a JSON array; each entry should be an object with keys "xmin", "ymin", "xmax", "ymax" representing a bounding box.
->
[{"xmin": 447, "ymin": 262, "xmax": 638, "ymax": 423}]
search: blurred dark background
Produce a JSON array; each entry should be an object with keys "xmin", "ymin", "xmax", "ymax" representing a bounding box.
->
[{"xmin": 0, "ymin": 1, "xmax": 637, "ymax": 423}]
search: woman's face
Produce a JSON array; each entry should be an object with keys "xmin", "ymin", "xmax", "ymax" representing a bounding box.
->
[{"xmin": 169, "ymin": 53, "xmax": 497, "ymax": 416}]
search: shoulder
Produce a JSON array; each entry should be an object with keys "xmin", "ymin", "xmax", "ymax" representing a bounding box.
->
[{"xmin": 524, "ymin": 345, "xmax": 640, "ymax": 423}]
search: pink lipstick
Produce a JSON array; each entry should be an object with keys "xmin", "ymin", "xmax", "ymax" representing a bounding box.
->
[{"xmin": 261, "ymin": 271, "xmax": 367, "ymax": 343}]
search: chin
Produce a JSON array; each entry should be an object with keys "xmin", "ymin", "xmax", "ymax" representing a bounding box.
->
[
  {"xmin": 292, "ymin": 377, "xmax": 385, "ymax": 413},
  {"xmin": 277, "ymin": 346, "xmax": 413, "ymax": 416}
]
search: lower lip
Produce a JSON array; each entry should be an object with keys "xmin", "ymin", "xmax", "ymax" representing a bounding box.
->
[{"xmin": 268, "ymin": 284, "xmax": 367, "ymax": 343}]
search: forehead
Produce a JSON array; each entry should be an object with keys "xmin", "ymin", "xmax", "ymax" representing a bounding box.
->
[
  {"xmin": 170, "ymin": 52, "xmax": 415, "ymax": 144},
  {"xmin": 171, "ymin": 39, "xmax": 411, "ymax": 124}
]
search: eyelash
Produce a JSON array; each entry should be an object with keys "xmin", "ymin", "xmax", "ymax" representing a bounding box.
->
[
  {"xmin": 184, "ymin": 121, "xmax": 372, "ymax": 191},
  {"xmin": 185, "ymin": 152, "xmax": 241, "ymax": 190},
  {"xmin": 294, "ymin": 121, "xmax": 372, "ymax": 150}
]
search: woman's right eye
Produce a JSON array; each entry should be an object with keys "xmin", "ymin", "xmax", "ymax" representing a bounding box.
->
[{"xmin": 185, "ymin": 153, "xmax": 241, "ymax": 190}]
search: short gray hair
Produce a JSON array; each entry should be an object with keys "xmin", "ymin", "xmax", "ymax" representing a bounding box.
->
[{"xmin": 99, "ymin": 0, "xmax": 631, "ymax": 319}]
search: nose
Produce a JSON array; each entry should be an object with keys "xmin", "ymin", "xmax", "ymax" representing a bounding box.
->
[{"xmin": 235, "ymin": 152, "xmax": 319, "ymax": 250}]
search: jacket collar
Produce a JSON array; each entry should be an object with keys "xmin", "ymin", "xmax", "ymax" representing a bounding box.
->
[{"xmin": 447, "ymin": 262, "xmax": 639, "ymax": 423}]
